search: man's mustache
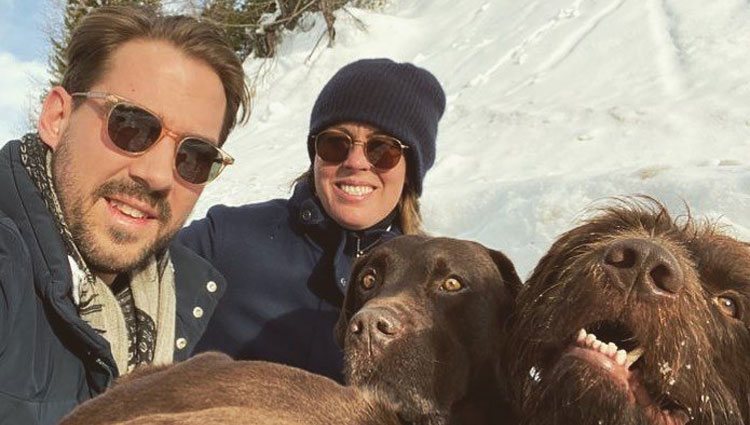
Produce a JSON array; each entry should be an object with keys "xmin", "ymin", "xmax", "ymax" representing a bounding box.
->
[{"xmin": 94, "ymin": 180, "xmax": 172, "ymax": 222}]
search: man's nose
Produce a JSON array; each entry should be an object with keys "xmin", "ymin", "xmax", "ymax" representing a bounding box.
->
[{"xmin": 127, "ymin": 135, "xmax": 177, "ymax": 192}]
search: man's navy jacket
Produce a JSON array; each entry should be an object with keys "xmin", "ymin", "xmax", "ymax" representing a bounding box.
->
[{"xmin": 0, "ymin": 139, "xmax": 226, "ymax": 425}]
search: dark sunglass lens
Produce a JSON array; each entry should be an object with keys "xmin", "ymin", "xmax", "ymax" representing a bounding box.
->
[
  {"xmin": 315, "ymin": 132, "xmax": 351, "ymax": 163},
  {"xmin": 175, "ymin": 138, "xmax": 223, "ymax": 184},
  {"xmin": 108, "ymin": 104, "xmax": 161, "ymax": 152},
  {"xmin": 366, "ymin": 137, "xmax": 402, "ymax": 169}
]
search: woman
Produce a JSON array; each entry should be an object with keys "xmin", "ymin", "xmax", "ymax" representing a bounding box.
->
[{"xmin": 179, "ymin": 58, "xmax": 446, "ymax": 381}]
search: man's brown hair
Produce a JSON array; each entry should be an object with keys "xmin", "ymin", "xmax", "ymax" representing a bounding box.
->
[{"xmin": 62, "ymin": 5, "xmax": 250, "ymax": 144}]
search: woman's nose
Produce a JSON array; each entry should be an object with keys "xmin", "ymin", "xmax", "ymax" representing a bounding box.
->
[{"xmin": 341, "ymin": 141, "xmax": 370, "ymax": 170}]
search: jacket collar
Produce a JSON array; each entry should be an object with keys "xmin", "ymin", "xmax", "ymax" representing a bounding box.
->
[
  {"xmin": 1, "ymin": 139, "xmax": 113, "ymax": 358},
  {"xmin": 288, "ymin": 181, "xmax": 403, "ymax": 293},
  {"xmin": 289, "ymin": 180, "xmax": 339, "ymax": 244},
  {"xmin": 288, "ymin": 180, "xmax": 401, "ymax": 253}
]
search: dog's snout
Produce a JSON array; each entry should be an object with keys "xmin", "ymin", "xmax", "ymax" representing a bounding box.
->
[
  {"xmin": 602, "ymin": 238, "xmax": 684, "ymax": 297},
  {"xmin": 350, "ymin": 308, "xmax": 403, "ymax": 348}
]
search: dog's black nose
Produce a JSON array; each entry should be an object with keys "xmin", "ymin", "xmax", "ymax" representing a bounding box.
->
[
  {"xmin": 349, "ymin": 308, "xmax": 403, "ymax": 348},
  {"xmin": 602, "ymin": 238, "xmax": 684, "ymax": 297}
]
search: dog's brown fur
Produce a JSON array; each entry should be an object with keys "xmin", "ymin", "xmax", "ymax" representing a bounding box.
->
[
  {"xmin": 506, "ymin": 199, "xmax": 750, "ymax": 425},
  {"xmin": 60, "ymin": 236, "xmax": 520, "ymax": 425},
  {"xmin": 62, "ymin": 352, "xmax": 399, "ymax": 425},
  {"xmin": 336, "ymin": 236, "xmax": 521, "ymax": 424}
]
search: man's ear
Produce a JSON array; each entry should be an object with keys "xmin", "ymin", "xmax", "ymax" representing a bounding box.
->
[{"xmin": 38, "ymin": 86, "xmax": 73, "ymax": 151}]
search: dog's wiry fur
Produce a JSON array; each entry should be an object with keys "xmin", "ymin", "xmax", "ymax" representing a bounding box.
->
[
  {"xmin": 507, "ymin": 198, "xmax": 750, "ymax": 425},
  {"xmin": 61, "ymin": 236, "xmax": 520, "ymax": 425}
]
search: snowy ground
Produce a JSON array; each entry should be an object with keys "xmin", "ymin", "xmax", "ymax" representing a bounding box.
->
[
  {"xmin": 192, "ymin": 0, "xmax": 750, "ymax": 277},
  {"xmin": 3, "ymin": 0, "xmax": 748, "ymax": 278}
]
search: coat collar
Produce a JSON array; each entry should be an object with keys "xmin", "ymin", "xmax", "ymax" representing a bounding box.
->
[
  {"xmin": 288, "ymin": 180, "xmax": 401, "ymax": 253},
  {"xmin": 1, "ymin": 139, "xmax": 114, "ymax": 359},
  {"xmin": 287, "ymin": 181, "xmax": 403, "ymax": 293}
]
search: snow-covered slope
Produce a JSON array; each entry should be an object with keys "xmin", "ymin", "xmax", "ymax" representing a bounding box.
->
[{"xmin": 193, "ymin": 0, "xmax": 750, "ymax": 277}]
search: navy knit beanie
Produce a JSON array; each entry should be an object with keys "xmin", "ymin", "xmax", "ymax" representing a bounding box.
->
[{"xmin": 308, "ymin": 58, "xmax": 446, "ymax": 196}]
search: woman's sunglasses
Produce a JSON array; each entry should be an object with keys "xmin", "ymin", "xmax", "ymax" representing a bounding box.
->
[
  {"xmin": 312, "ymin": 129, "xmax": 408, "ymax": 170},
  {"xmin": 70, "ymin": 91, "xmax": 234, "ymax": 185}
]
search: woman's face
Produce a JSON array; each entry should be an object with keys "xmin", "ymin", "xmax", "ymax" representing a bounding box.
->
[{"xmin": 313, "ymin": 122, "xmax": 407, "ymax": 230}]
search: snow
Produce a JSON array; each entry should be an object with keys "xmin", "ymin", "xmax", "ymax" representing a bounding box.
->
[
  {"xmin": 190, "ymin": 0, "xmax": 750, "ymax": 277},
  {"xmin": 4, "ymin": 0, "xmax": 749, "ymax": 278}
]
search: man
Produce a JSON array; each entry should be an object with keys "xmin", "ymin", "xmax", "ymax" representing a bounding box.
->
[{"xmin": 0, "ymin": 6, "xmax": 249, "ymax": 424}]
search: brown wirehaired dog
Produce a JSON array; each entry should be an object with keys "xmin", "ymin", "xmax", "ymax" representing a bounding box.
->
[
  {"xmin": 60, "ymin": 236, "xmax": 521, "ymax": 425},
  {"xmin": 506, "ymin": 199, "xmax": 750, "ymax": 425}
]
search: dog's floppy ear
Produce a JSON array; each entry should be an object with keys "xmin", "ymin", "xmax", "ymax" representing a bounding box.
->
[
  {"xmin": 333, "ymin": 304, "xmax": 350, "ymax": 349},
  {"xmin": 334, "ymin": 255, "xmax": 368, "ymax": 348},
  {"xmin": 487, "ymin": 248, "xmax": 522, "ymax": 297}
]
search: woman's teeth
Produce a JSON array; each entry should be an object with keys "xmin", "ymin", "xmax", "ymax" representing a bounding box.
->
[{"xmin": 340, "ymin": 184, "xmax": 374, "ymax": 196}]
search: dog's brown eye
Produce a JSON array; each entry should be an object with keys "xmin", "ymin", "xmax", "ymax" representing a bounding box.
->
[
  {"xmin": 715, "ymin": 296, "xmax": 738, "ymax": 318},
  {"xmin": 361, "ymin": 273, "xmax": 377, "ymax": 290},
  {"xmin": 440, "ymin": 278, "xmax": 464, "ymax": 292}
]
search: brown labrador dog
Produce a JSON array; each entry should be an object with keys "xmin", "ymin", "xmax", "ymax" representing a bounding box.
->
[
  {"xmin": 63, "ymin": 354, "xmax": 401, "ymax": 425},
  {"xmin": 60, "ymin": 235, "xmax": 521, "ymax": 425},
  {"xmin": 335, "ymin": 235, "xmax": 521, "ymax": 425},
  {"xmin": 506, "ymin": 198, "xmax": 750, "ymax": 425}
]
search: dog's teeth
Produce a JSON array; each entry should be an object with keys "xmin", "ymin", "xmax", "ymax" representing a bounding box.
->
[
  {"xmin": 615, "ymin": 349, "xmax": 627, "ymax": 365},
  {"xmin": 585, "ymin": 334, "xmax": 596, "ymax": 346},
  {"xmin": 574, "ymin": 328, "xmax": 641, "ymax": 366},
  {"xmin": 626, "ymin": 347, "xmax": 645, "ymax": 368}
]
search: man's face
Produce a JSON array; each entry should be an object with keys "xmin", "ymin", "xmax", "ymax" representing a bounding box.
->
[{"xmin": 41, "ymin": 39, "xmax": 227, "ymax": 283}]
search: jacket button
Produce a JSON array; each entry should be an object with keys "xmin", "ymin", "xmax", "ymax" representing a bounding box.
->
[
  {"xmin": 339, "ymin": 278, "xmax": 347, "ymax": 286},
  {"xmin": 301, "ymin": 210, "xmax": 312, "ymax": 221},
  {"xmin": 176, "ymin": 338, "xmax": 187, "ymax": 350},
  {"xmin": 206, "ymin": 281, "xmax": 218, "ymax": 293},
  {"xmin": 193, "ymin": 306, "xmax": 204, "ymax": 318}
]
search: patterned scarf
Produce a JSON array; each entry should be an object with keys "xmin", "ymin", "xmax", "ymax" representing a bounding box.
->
[{"xmin": 19, "ymin": 133, "xmax": 176, "ymax": 374}]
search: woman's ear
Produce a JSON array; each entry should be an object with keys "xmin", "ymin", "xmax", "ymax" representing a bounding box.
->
[{"xmin": 38, "ymin": 86, "xmax": 73, "ymax": 151}]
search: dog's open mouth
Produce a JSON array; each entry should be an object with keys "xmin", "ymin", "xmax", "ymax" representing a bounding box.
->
[{"xmin": 562, "ymin": 321, "xmax": 690, "ymax": 425}]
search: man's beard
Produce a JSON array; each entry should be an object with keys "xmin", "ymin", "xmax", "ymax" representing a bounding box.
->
[{"xmin": 51, "ymin": 133, "xmax": 178, "ymax": 275}]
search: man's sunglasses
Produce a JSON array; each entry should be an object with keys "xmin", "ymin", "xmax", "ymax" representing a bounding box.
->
[
  {"xmin": 70, "ymin": 91, "xmax": 234, "ymax": 185},
  {"xmin": 312, "ymin": 129, "xmax": 408, "ymax": 170}
]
